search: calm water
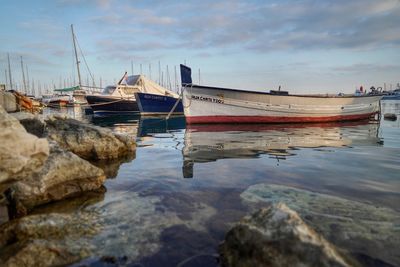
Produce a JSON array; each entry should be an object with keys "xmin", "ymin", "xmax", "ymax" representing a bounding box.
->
[{"xmin": 44, "ymin": 101, "xmax": 400, "ymax": 267}]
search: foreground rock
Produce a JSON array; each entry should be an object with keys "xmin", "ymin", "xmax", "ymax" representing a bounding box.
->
[
  {"xmin": 0, "ymin": 106, "xmax": 49, "ymax": 194},
  {"xmin": 0, "ymin": 212, "xmax": 100, "ymax": 267},
  {"xmin": 220, "ymin": 203, "xmax": 354, "ymax": 267},
  {"xmin": 8, "ymin": 143, "xmax": 106, "ymax": 217},
  {"xmin": 45, "ymin": 115, "xmax": 136, "ymax": 160},
  {"xmin": 10, "ymin": 112, "xmax": 46, "ymax": 138},
  {"xmin": 241, "ymin": 184, "xmax": 400, "ymax": 267}
]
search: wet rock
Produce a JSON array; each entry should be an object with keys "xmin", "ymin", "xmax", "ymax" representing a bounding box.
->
[
  {"xmin": 241, "ymin": 184, "xmax": 400, "ymax": 267},
  {"xmin": 219, "ymin": 203, "xmax": 354, "ymax": 267},
  {"xmin": 45, "ymin": 115, "xmax": 136, "ymax": 160},
  {"xmin": 10, "ymin": 112, "xmax": 46, "ymax": 138},
  {"xmin": 0, "ymin": 106, "xmax": 49, "ymax": 193},
  {"xmin": 8, "ymin": 143, "xmax": 106, "ymax": 217},
  {"xmin": 0, "ymin": 212, "xmax": 100, "ymax": 267}
]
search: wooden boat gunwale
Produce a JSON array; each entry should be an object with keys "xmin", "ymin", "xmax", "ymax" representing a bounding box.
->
[{"xmin": 188, "ymin": 84, "xmax": 383, "ymax": 99}]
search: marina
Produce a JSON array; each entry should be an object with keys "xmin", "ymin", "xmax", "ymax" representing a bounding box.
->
[
  {"xmin": 1, "ymin": 1, "xmax": 399, "ymax": 266},
  {"xmin": 1, "ymin": 100, "xmax": 398, "ymax": 266}
]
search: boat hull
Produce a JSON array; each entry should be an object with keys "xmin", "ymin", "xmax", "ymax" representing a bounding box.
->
[
  {"xmin": 135, "ymin": 92, "xmax": 183, "ymax": 115},
  {"xmin": 381, "ymin": 94, "xmax": 400, "ymax": 100},
  {"xmin": 86, "ymin": 95, "xmax": 139, "ymax": 115},
  {"xmin": 183, "ymin": 85, "xmax": 382, "ymax": 124}
]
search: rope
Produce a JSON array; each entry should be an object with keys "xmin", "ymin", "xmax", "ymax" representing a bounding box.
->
[{"xmin": 166, "ymin": 91, "xmax": 183, "ymax": 120}]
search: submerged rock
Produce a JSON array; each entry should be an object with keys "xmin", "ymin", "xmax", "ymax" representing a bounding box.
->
[
  {"xmin": 0, "ymin": 212, "xmax": 100, "ymax": 267},
  {"xmin": 219, "ymin": 203, "xmax": 354, "ymax": 267},
  {"xmin": 8, "ymin": 143, "xmax": 106, "ymax": 217},
  {"xmin": 0, "ymin": 106, "xmax": 49, "ymax": 193},
  {"xmin": 45, "ymin": 115, "xmax": 136, "ymax": 160},
  {"xmin": 241, "ymin": 184, "xmax": 400, "ymax": 267}
]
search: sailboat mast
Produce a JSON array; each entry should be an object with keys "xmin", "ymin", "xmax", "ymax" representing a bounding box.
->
[
  {"xmin": 5, "ymin": 70, "xmax": 8, "ymax": 90},
  {"xmin": 20, "ymin": 56, "xmax": 27, "ymax": 93},
  {"xmin": 7, "ymin": 53, "xmax": 13, "ymax": 90},
  {"xmin": 71, "ymin": 24, "xmax": 82, "ymax": 88}
]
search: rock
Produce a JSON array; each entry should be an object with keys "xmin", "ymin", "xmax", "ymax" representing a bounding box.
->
[
  {"xmin": 45, "ymin": 115, "xmax": 136, "ymax": 160},
  {"xmin": 219, "ymin": 203, "xmax": 355, "ymax": 267},
  {"xmin": 0, "ymin": 212, "xmax": 100, "ymax": 267},
  {"xmin": 10, "ymin": 112, "xmax": 46, "ymax": 138},
  {"xmin": 8, "ymin": 143, "xmax": 106, "ymax": 217},
  {"xmin": 0, "ymin": 106, "xmax": 49, "ymax": 193},
  {"xmin": 0, "ymin": 91, "xmax": 18, "ymax": 112},
  {"xmin": 241, "ymin": 184, "xmax": 400, "ymax": 267}
]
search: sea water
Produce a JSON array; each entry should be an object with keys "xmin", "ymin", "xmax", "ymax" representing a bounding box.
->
[{"xmin": 44, "ymin": 100, "xmax": 400, "ymax": 267}]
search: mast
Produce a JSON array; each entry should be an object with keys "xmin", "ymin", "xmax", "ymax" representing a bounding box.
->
[
  {"xmin": 158, "ymin": 60, "xmax": 161, "ymax": 84},
  {"xmin": 20, "ymin": 56, "xmax": 27, "ymax": 93},
  {"xmin": 5, "ymin": 70, "xmax": 8, "ymax": 90},
  {"xmin": 26, "ymin": 65, "xmax": 30, "ymax": 94},
  {"xmin": 7, "ymin": 53, "xmax": 13, "ymax": 90},
  {"xmin": 149, "ymin": 63, "xmax": 151, "ymax": 79},
  {"xmin": 174, "ymin": 65, "xmax": 178, "ymax": 93},
  {"xmin": 71, "ymin": 24, "xmax": 82, "ymax": 88}
]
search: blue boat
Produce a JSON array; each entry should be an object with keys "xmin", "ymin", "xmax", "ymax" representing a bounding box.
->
[
  {"xmin": 382, "ymin": 89, "xmax": 400, "ymax": 100},
  {"xmin": 87, "ymin": 74, "xmax": 178, "ymax": 116},
  {"xmin": 135, "ymin": 92, "xmax": 183, "ymax": 115},
  {"xmin": 86, "ymin": 94, "xmax": 139, "ymax": 116}
]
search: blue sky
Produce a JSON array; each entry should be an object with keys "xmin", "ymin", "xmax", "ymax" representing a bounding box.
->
[{"xmin": 0, "ymin": 0, "xmax": 399, "ymax": 94}]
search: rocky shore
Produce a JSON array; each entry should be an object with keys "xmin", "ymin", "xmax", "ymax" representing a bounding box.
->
[
  {"xmin": 0, "ymin": 106, "xmax": 136, "ymax": 265},
  {"xmin": 1, "ymin": 109, "xmax": 135, "ymax": 217}
]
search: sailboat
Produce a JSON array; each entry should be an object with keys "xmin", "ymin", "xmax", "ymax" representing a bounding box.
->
[{"xmin": 70, "ymin": 24, "xmax": 88, "ymax": 105}]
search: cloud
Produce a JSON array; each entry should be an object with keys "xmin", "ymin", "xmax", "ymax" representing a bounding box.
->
[
  {"xmin": 58, "ymin": 0, "xmax": 113, "ymax": 9},
  {"xmin": 332, "ymin": 63, "xmax": 400, "ymax": 73},
  {"xmin": 91, "ymin": 0, "xmax": 400, "ymax": 53}
]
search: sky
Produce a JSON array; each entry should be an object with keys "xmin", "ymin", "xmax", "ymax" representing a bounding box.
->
[{"xmin": 0, "ymin": 0, "xmax": 399, "ymax": 95}]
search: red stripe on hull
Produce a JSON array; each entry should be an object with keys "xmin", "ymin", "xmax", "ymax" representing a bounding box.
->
[{"xmin": 186, "ymin": 113, "xmax": 376, "ymax": 124}]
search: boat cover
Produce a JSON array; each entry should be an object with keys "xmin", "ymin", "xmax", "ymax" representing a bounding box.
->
[{"xmin": 121, "ymin": 75, "xmax": 179, "ymax": 98}]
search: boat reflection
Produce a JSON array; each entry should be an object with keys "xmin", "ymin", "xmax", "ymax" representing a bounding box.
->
[
  {"xmin": 182, "ymin": 120, "xmax": 382, "ymax": 178},
  {"xmin": 91, "ymin": 114, "xmax": 141, "ymax": 135},
  {"xmin": 138, "ymin": 116, "xmax": 185, "ymax": 136},
  {"xmin": 91, "ymin": 114, "xmax": 186, "ymax": 137}
]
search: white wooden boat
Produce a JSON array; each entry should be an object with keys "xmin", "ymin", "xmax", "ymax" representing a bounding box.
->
[{"xmin": 180, "ymin": 65, "xmax": 382, "ymax": 124}]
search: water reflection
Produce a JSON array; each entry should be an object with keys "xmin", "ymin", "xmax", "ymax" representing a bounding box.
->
[
  {"xmin": 138, "ymin": 116, "xmax": 185, "ymax": 137},
  {"xmin": 90, "ymin": 115, "xmax": 186, "ymax": 137},
  {"xmin": 381, "ymin": 100, "xmax": 400, "ymax": 128},
  {"xmin": 92, "ymin": 154, "xmax": 136, "ymax": 179},
  {"xmin": 182, "ymin": 121, "xmax": 382, "ymax": 178}
]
